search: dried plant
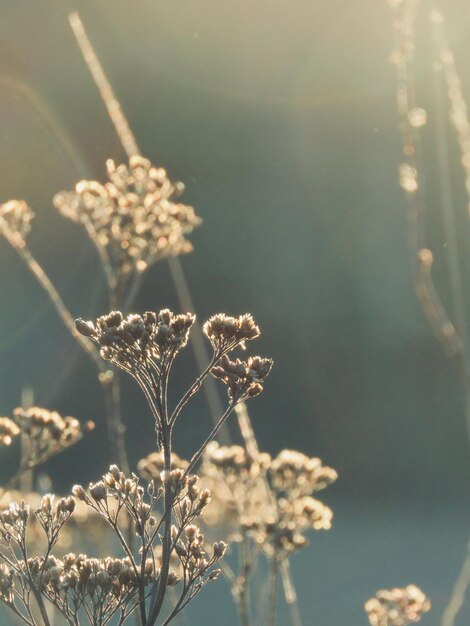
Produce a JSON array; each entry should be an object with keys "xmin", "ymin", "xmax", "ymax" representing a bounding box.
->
[
  {"xmin": 0, "ymin": 463, "xmax": 227, "ymax": 625},
  {"xmin": 0, "ymin": 490, "xmax": 111, "ymax": 559},
  {"xmin": 72, "ymin": 308, "xmax": 271, "ymax": 624},
  {"xmin": 365, "ymin": 585, "xmax": 431, "ymax": 626},
  {"xmin": 0, "ymin": 200, "xmax": 34, "ymax": 249},
  {"xmin": 0, "ymin": 407, "xmax": 93, "ymax": 493},
  {"xmin": 54, "ymin": 156, "xmax": 201, "ymax": 286},
  {"xmin": 12, "ymin": 408, "xmax": 94, "ymax": 471},
  {"xmin": 0, "ymin": 5, "xmax": 438, "ymax": 626},
  {"xmin": 197, "ymin": 443, "xmax": 336, "ymax": 625}
]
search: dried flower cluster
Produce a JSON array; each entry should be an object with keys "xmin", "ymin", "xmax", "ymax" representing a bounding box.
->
[
  {"xmin": 54, "ymin": 156, "xmax": 201, "ymax": 277},
  {"xmin": 71, "ymin": 464, "xmax": 225, "ymax": 624},
  {"xmin": 365, "ymin": 585, "xmax": 431, "ymax": 626},
  {"xmin": 0, "ymin": 200, "xmax": 34, "ymax": 246},
  {"xmin": 0, "ymin": 490, "xmax": 110, "ymax": 557},
  {"xmin": 31, "ymin": 554, "xmax": 151, "ymax": 625},
  {"xmin": 0, "ymin": 464, "xmax": 226, "ymax": 625},
  {"xmin": 201, "ymin": 443, "xmax": 337, "ymax": 559},
  {"xmin": 0, "ymin": 493, "xmax": 147, "ymax": 625},
  {"xmin": 75, "ymin": 309, "xmax": 271, "ymax": 449},
  {"xmin": 12, "ymin": 407, "xmax": 94, "ymax": 468},
  {"xmin": 76, "ymin": 309, "xmax": 195, "ymax": 373}
]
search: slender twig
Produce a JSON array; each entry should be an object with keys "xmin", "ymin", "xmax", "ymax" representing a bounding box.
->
[
  {"xmin": 442, "ymin": 544, "xmax": 470, "ymax": 626},
  {"xmin": 183, "ymin": 402, "xmax": 237, "ymax": 479}
]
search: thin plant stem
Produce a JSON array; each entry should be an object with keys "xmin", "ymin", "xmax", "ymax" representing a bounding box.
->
[
  {"xmin": 183, "ymin": 402, "xmax": 237, "ymax": 479},
  {"xmin": 279, "ymin": 560, "xmax": 303, "ymax": 626},
  {"xmin": 68, "ymin": 12, "xmax": 139, "ymax": 159},
  {"xmin": 19, "ymin": 387, "xmax": 34, "ymax": 494},
  {"xmin": 442, "ymin": 544, "xmax": 470, "ymax": 626},
  {"xmin": 428, "ymin": 8, "xmax": 470, "ymax": 625}
]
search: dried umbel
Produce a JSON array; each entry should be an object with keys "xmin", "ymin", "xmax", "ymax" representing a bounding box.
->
[
  {"xmin": 212, "ymin": 355, "xmax": 273, "ymax": 400},
  {"xmin": 71, "ymin": 465, "xmax": 225, "ymax": 623},
  {"xmin": 54, "ymin": 155, "xmax": 202, "ymax": 278},
  {"xmin": 29, "ymin": 553, "xmax": 154, "ymax": 625},
  {"xmin": 0, "ymin": 490, "xmax": 109, "ymax": 557},
  {"xmin": 201, "ymin": 442, "xmax": 336, "ymax": 559},
  {"xmin": 0, "ymin": 200, "xmax": 34, "ymax": 247},
  {"xmin": 75, "ymin": 308, "xmax": 271, "ymax": 445},
  {"xmin": 12, "ymin": 406, "xmax": 94, "ymax": 467},
  {"xmin": 0, "ymin": 417, "xmax": 20, "ymax": 446},
  {"xmin": 269, "ymin": 449, "xmax": 338, "ymax": 497},
  {"xmin": 203, "ymin": 313, "xmax": 260, "ymax": 351},
  {"xmin": 0, "ymin": 466, "xmax": 226, "ymax": 625},
  {"xmin": 365, "ymin": 585, "xmax": 431, "ymax": 626},
  {"xmin": 76, "ymin": 309, "xmax": 195, "ymax": 374}
]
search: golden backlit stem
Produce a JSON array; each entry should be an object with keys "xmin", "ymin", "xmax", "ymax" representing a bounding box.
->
[
  {"xmin": 69, "ymin": 12, "xmax": 139, "ymax": 159},
  {"xmin": 442, "ymin": 544, "xmax": 470, "ymax": 626}
]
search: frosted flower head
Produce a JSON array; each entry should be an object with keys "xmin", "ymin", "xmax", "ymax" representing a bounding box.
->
[
  {"xmin": 201, "ymin": 443, "xmax": 336, "ymax": 559},
  {"xmin": 365, "ymin": 585, "xmax": 431, "ymax": 626},
  {"xmin": 0, "ymin": 200, "xmax": 34, "ymax": 246},
  {"xmin": 203, "ymin": 314, "xmax": 260, "ymax": 352},
  {"xmin": 12, "ymin": 407, "xmax": 94, "ymax": 467},
  {"xmin": 76, "ymin": 309, "xmax": 195, "ymax": 372},
  {"xmin": 211, "ymin": 354, "xmax": 273, "ymax": 400},
  {"xmin": 269, "ymin": 449, "xmax": 338, "ymax": 495},
  {"xmin": 54, "ymin": 156, "xmax": 201, "ymax": 277}
]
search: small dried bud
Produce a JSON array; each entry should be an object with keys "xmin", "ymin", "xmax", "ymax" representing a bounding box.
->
[
  {"xmin": 213, "ymin": 541, "xmax": 227, "ymax": 560},
  {"xmin": 72, "ymin": 485, "xmax": 87, "ymax": 500},
  {"xmin": 89, "ymin": 482, "xmax": 107, "ymax": 502}
]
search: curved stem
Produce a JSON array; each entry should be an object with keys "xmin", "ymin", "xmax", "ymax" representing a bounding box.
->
[{"xmin": 183, "ymin": 402, "xmax": 237, "ymax": 479}]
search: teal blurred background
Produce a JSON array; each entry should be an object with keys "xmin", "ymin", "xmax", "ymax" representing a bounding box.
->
[{"xmin": 0, "ymin": 0, "xmax": 469, "ymax": 623}]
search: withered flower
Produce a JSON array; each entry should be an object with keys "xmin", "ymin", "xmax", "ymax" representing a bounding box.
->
[
  {"xmin": 76, "ymin": 309, "xmax": 195, "ymax": 373},
  {"xmin": 0, "ymin": 200, "xmax": 34, "ymax": 247},
  {"xmin": 203, "ymin": 313, "xmax": 260, "ymax": 351},
  {"xmin": 54, "ymin": 156, "xmax": 201, "ymax": 277},
  {"xmin": 12, "ymin": 406, "xmax": 94, "ymax": 467},
  {"xmin": 365, "ymin": 585, "xmax": 431, "ymax": 626},
  {"xmin": 201, "ymin": 442, "xmax": 336, "ymax": 559},
  {"xmin": 211, "ymin": 355, "xmax": 273, "ymax": 400}
]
